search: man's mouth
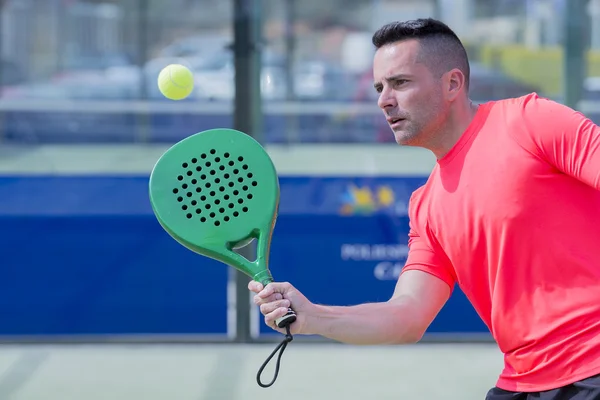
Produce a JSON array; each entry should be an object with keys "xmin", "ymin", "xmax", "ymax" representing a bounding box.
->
[{"xmin": 387, "ymin": 117, "xmax": 405, "ymax": 127}]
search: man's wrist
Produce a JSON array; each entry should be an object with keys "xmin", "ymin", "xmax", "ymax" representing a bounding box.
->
[{"xmin": 303, "ymin": 303, "xmax": 331, "ymax": 336}]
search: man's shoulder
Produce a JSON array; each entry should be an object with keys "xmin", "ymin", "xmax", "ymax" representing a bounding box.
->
[
  {"xmin": 480, "ymin": 92, "xmax": 565, "ymax": 142},
  {"xmin": 408, "ymin": 185, "xmax": 426, "ymax": 208},
  {"xmin": 489, "ymin": 92, "xmax": 558, "ymax": 112},
  {"xmin": 489, "ymin": 92, "xmax": 576, "ymax": 144},
  {"xmin": 407, "ymin": 169, "xmax": 439, "ymax": 214}
]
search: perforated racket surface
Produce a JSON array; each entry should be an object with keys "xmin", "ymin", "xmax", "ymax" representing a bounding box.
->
[{"xmin": 149, "ymin": 128, "xmax": 295, "ymax": 325}]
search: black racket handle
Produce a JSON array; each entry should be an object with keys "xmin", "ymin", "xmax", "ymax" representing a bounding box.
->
[{"xmin": 275, "ymin": 307, "xmax": 297, "ymax": 328}]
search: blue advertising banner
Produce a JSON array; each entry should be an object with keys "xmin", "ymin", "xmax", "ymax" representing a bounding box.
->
[
  {"xmin": 262, "ymin": 176, "xmax": 488, "ymax": 337},
  {"xmin": 0, "ymin": 176, "xmax": 229, "ymax": 337},
  {"xmin": 0, "ymin": 176, "xmax": 488, "ymax": 339}
]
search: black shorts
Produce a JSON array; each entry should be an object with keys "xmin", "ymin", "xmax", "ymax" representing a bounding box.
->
[{"xmin": 486, "ymin": 374, "xmax": 600, "ymax": 400}]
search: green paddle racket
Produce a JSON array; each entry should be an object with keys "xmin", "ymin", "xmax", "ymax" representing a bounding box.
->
[{"xmin": 148, "ymin": 128, "xmax": 297, "ymax": 388}]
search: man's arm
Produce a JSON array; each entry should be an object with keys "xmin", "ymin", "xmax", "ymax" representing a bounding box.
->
[
  {"xmin": 303, "ymin": 210, "xmax": 455, "ymax": 345},
  {"xmin": 252, "ymin": 192, "xmax": 454, "ymax": 345},
  {"xmin": 306, "ymin": 270, "xmax": 451, "ymax": 345},
  {"xmin": 519, "ymin": 94, "xmax": 600, "ymax": 189}
]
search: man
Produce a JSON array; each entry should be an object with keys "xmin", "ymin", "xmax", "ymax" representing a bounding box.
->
[{"xmin": 249, "ymin": 18, "xmax": 600, "ymax": 399}]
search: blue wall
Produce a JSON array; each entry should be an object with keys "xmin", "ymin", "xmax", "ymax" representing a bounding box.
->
[{"xmin": 0, "ymin": 176, "xmax": 488, "ymax": 338}]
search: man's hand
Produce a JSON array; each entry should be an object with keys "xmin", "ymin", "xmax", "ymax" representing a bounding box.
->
[{"xmin": 248, "ymin": 281, "xmax": 315, "ymax": 335}]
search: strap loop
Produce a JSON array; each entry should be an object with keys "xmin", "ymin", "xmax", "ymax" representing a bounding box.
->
[{"xmin": 256, "ymin": 324, "xmax": 293, "ymax": 388}]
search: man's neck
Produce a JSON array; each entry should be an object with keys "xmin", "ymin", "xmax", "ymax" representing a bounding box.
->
[{"xmin": 428, "ymin": 101, "xmax": 480, "ymax": 160}]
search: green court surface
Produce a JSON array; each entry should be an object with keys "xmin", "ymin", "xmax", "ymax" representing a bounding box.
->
[{"xmin": 0, "ymin": 342, "xmax": 503, "ymax": 399}]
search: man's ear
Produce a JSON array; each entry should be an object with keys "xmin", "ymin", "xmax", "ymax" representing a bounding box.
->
[{"xmin": 444, "ymin": 68, "xmax": 466, "ymax": 101}]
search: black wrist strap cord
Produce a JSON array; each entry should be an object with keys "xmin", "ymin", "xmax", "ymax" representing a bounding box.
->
[{"xmin": 256, "ymin": 324, "xmax": 293, "ymax": 388}]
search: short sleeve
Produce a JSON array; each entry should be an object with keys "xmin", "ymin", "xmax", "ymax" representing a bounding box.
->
[
  {"xmin": 514, "ymin": 93, "xmax": 600, "ymax": 190},
  {"xmin": 401, "ymin": 191, "xmax": 456, "ymax": 291}
]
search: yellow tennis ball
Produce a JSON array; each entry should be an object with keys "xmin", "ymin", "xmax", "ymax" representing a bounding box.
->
[{"xmin": 157, "ymin": 64, "xmax": 194, "ymax": 100}]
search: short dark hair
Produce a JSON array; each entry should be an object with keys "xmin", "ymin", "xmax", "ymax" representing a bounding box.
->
[{"xmin": 372, "ymin": 18, "xmax": 470, "ymax": 90}]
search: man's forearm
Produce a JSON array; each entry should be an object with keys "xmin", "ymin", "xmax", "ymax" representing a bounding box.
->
[{"xmin": 306, "ymin": 298, "xmax": 423, "ymax": 345}]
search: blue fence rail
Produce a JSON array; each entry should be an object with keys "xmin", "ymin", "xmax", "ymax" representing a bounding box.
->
[
  {"xmin": 0, "ymin": 102, "xmax": 389, "ymax": 144},
  {"xmin": 0, "ymin": 176, "xmax": 488, "ymax": 339},
  {"xmin": 1, "ymin": 100, "xmax": 599, "ymax": 145}
]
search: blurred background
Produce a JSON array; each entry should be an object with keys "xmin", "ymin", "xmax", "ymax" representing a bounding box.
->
[{"xmin": 0, "ymin": 0, "xmax": 596, "ymax": 398}]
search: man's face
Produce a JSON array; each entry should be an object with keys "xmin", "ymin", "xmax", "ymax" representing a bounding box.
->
[{"xmin": 373, "ymin": 39, "xmax": 448, "ymax": 146}]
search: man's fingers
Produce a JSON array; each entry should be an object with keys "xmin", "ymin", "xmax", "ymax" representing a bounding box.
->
[
  {"xmin": 256, "ymin": 282, "xmax": 292, "ymax": 298},
  {"xmin": 248, "ymin": 281, "xmax": 263, "ymax": 293},
  {"xmin": 259, "ymin": 299, "xmax": 290, "ymax": 315},
  {"xmin": 253, "ymin": 292, "xmax": 283, "ymax": 305},
  {"xmin": 265, "ymin": 307, "xmax": 290, "ymax": 328}
]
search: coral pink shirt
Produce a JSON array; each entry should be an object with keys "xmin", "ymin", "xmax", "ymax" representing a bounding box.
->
[{"xmin": 403, "ymin": 93, "xmax": 600, "ymax": 391}]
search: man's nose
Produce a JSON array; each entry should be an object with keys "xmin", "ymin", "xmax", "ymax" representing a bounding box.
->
[{"xmin": 377, "ymin": 88, "xmax": 397, "ymax": 110}]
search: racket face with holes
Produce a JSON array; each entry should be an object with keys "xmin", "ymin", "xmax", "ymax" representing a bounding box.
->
[{"xmin": 149, "ymin": 128, "xmax": 279, "ymax": 284}]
